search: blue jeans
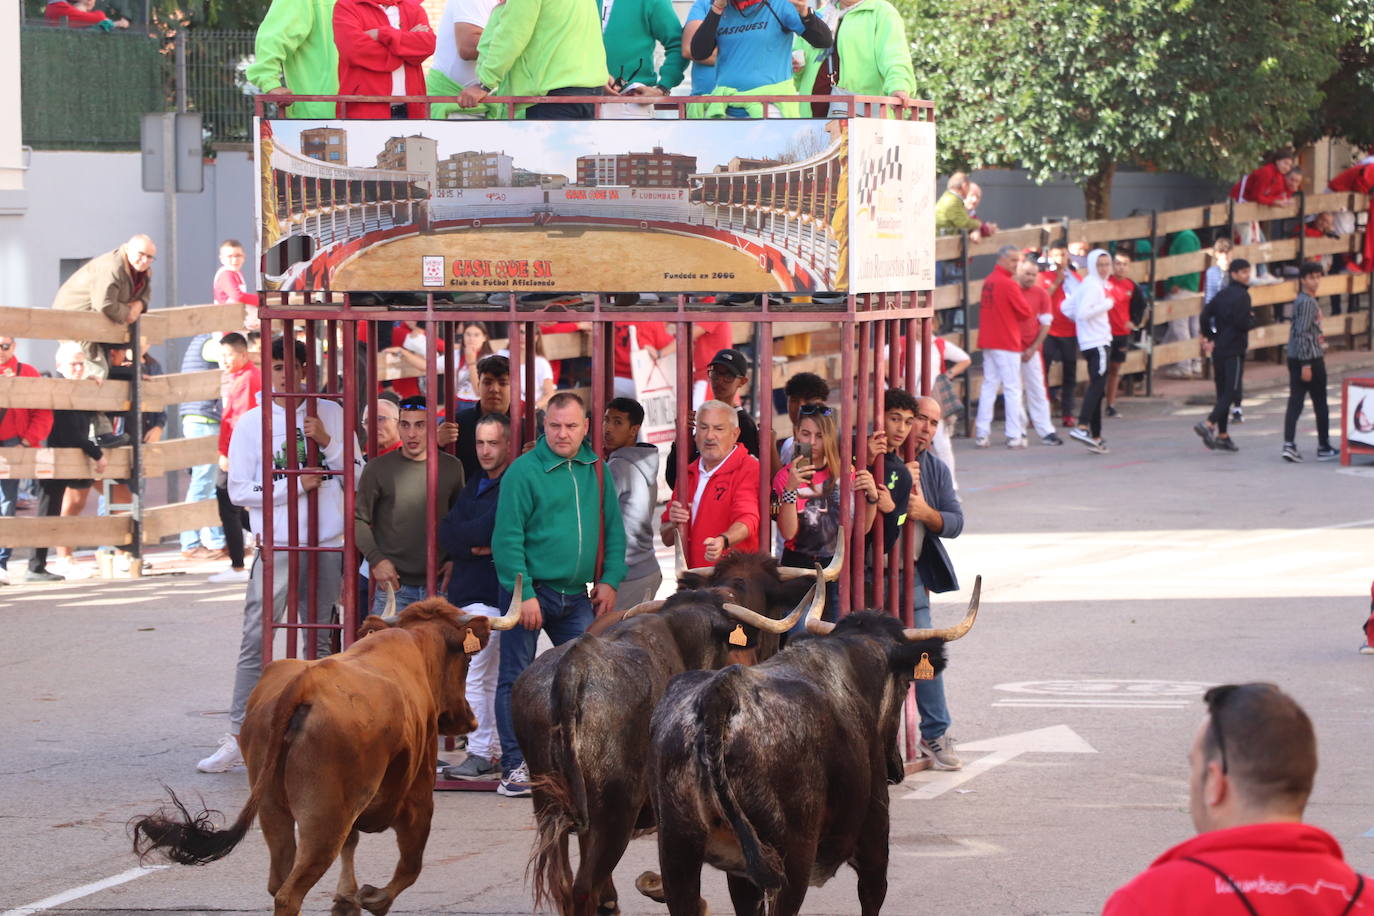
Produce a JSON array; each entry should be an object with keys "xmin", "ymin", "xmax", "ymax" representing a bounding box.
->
[
  {"xmin": 494, "ymin": 582, "xmax": 594, "ymax": 775},
  {"xmin": 179, "ymin": 416, "xmax": 225, "ymax": 551},
  {"xmin": 371, "ymin": 582, "xmax": 430, "ymax": 617},
  {"xmin": 0, "ymin": 476, "xmax": 17, "ymax": 569},
  {"xmin": 912, "ymin": 587, "xmax": 952, "ymax": 742}
]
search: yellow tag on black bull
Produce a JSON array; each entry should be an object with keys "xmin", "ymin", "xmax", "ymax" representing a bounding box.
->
[
  {"xmin": 728, "ymin": 624, "xmax": 747, "ymax": 647},
  {"xmin": 463, "ymin": 628, "xmax": 482, "ymax": 655},
  {"xmin": 914, "ymin": 652, "xmax": 935, "ymax": 680}
]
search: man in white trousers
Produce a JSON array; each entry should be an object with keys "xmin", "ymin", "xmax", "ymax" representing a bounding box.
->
[
  {"xmin": 974, "ymin": 245, "xmax": 1034, "ymax": 448},
  {"xmin": 1015, "ymin": 254, "xmax": 1065, "ymax": 445}
]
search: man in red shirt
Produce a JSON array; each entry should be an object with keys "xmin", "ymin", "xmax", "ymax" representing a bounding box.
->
[
  {"xmin": 1103, "ymin": 683, "xmax": 1368, "ymax": 915},
  {"xmin": 1013, "ymin": 256, "xmax": 1062, "ymax": 445},
  {"xmin": 973, "ymin": 245, "xmax": 1034, "ymax": 448},
  {"xmin": 660, "ymin": 400, "xmax": 760, "ymax": 568},
  {"xmin": 612, "ymin": 321, "xmax": 675, "ymax": 399},
  {"xmin": 1039, "ymin": 241, "xmax": 1081, "ymax": 427},
  {"xmin": 1105, "ymin": 251, "xmax": 1148, "ymax": 417},
  {"xmin": 0, "ymin": 336, "xmax": 56, "ymax": 585}
]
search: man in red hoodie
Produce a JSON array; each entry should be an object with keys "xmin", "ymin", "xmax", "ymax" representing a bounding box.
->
[
  {"xmin": 333, "ymin": 0, "xmax": 435, "ymax": 118},
  {"xmin": 973, "ymin": 245, "xmax": 1034, "ymax": 448},
  {"xmin": 0, "ymin": 336, "xmax": 56, "ymax": 585},
  {"xmin": 1103, "ymin": 683, "xmax": 1368, "ymax": 915}
]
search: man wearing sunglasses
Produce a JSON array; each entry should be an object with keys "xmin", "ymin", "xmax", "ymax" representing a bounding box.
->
[
  {"xmin": 51, "ymin": 235, "xmax": 155, "ymax": 378},
  {"xmin": 0, "ymin": 337, "xmax": 55, "ymax": 586},
  {"xmin": 1104, "ymin": 683, "xmax": 1367, "ymax": 914}
]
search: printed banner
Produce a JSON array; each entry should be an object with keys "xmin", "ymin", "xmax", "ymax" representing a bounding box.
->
[
  {"xmin": 1346, "ymin": 380, "xmax": 1374, "ymax": 449},
  {"xmin": 846, "ymin": 117, "xmax": 936, "ymax": 293}
]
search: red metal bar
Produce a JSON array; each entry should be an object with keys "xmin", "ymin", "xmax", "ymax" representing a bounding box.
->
[
  {"xmin": 674, "ymin": 306, "xmax": 691, "ymax": 549},
  {"xmin": 852, "ymin": 319, "xmax": 870, "ymax": 611},
  {"xmin": 508, "ymin": 311, "xmax": 524, "ymax": 449},
  {"xmin": 365, "ymin": 318, "xmax": 378, "ymax": 459},
  {"xmin": 282, "ymin": 317, "xmax": 300, "ymax": 660},
  {"xmin": 886, "ymin": 315, "xmax": 903, "ymax": 613},
  {"xmin": 425, "ymin": 299, "xmax": 439, "ymax": 598},
  {"xmin": 838, "ymin": 317, "xmax": 855, "ymax": 617},
  {"xmin": 871, "ymin": 317, "xmax": 887, "ymax": 611},
  {"xmin": 303, "ymin": 318, "xmax": 321, "ymax": 660},
  {"xmin": 756, "ymin": 311, "xmax": 774, "ymax": 556},
  {"xmin": 590, "ymin": 314, "xmax": 606, "ymax": 456},
  {"xmin": 260, "ymin": 310, "xmax": 276, "ymax": 668},
  {"xmin": 340, "ymin": 308, "xmax": 359, "ymax": 647}
]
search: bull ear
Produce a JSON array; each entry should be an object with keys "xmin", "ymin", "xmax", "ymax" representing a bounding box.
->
[
  {"xmin": 356, "ymin": 615, "xmax": 394, "ymax": 640},
  {"xmin": 445, "ymin": 614, "xmax": 493, "ymax": 655},
  {"xmin": 892, "ymin": 639, "xmax": 947, "ymax": 678},
  {"xmin": 677, "ymin": 572, "xmax": 709, "ymax": 590}
]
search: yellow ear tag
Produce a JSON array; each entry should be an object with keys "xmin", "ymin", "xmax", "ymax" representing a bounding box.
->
[
  {"xmin": 728, "ymin": 624, "xmax": 747, "ymax": 647},
  {"xmin": 463, "ymin": 628, "xmax": 482, "ymax": 655},
  {"xmin": 914, "ymin": 652, "xmax": 935, "ymax": 680}
]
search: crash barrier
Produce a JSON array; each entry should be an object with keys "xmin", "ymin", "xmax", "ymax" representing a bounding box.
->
[{"xmin": 0, "ymin": 302, "xmax": 246, "ymax": 565}]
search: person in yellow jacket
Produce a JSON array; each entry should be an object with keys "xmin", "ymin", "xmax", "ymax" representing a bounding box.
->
[
  {"xmin": 792, "ymin": 0, "xmax": 913, "ymax": 117},
  {"xmin": 245, "ymin": 0, "xmax": 339, "ymax": 118},
  {"xmin": 457, "ymin": 0, "xmax": 611, "ymax": 118}
]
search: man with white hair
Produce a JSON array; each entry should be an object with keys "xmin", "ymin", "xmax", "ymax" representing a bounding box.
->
[
  {"xmin": 973, "ymin": 245, "xmax": 1034, "ymax": 448},
  {"xmin": 661, "ymin": 399, "xmax": 760, "ymax": 568},
  {"xmin": 365, "ymin": 395, "xmax": 402, "ymax": 455}
]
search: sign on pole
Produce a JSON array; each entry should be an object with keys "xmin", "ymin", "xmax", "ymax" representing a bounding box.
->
[{"xmin": 140, "ymin": 112, "xmax": 203, "ymax": 193}]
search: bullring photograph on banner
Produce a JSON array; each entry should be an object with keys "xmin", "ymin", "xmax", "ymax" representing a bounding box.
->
[{"xmin": 255, "ymin": 117, "xmax": 934, "ymax": 296}]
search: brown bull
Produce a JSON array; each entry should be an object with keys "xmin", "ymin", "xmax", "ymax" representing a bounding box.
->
[{"xmin": 131, "ymin": 591, "xmax": 523, "ymax": 916}]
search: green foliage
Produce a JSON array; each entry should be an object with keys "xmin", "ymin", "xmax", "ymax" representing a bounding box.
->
[{"xmin": 898, "ymin": 0, "xmax": 1349, "ymax": 215}]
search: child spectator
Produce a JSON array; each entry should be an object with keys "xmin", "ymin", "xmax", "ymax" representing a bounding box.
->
[
  {"xmin": 213, "ymin": 240, "xmax": 260, "ymax": 331},
  {"xmin": 333, "ymin": 0, "xmax": 435, "ymax": 119},
  {"xmin": 603, "ymin": 397, "xmax": 663, "ymax": 609}
]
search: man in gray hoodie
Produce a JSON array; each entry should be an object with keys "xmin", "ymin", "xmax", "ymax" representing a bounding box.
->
[{"xmin": 604, "ymin": 397, "xmax": 663, "ymax": 609}]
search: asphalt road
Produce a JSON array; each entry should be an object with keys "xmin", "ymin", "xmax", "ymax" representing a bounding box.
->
[{"xmin": 3, "ymin": 377, "xmax": 1372, "ymax": 916}]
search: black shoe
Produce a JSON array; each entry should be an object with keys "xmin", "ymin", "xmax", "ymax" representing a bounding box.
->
[
  {"xmin": 1105, "ymin": 406, "xmax": 1120, "ymax": 418},
  {"xmin": 1315, "ymin": 445, "xmax": 1339, "ymax": 461},
  {"xmin": 96, "ymin": 432, "xmax": 131, "ymax": 448},
  {"xmin": 1215, "ymin": 436, "xmax": 1239, "ymax": 453},
  {"xmin": 1193, "ymin": 422, "xmax": 1216, "ymax": 450},
  {"xmin": 25, "ymin": 569, "xmax": 64, "ymax": 582}
]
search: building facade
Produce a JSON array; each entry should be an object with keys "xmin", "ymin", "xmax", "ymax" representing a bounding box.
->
[
  {"xmin": 576, "ymin": 146, "xmax": 697, "ymax": 188},
  {"xmin": 301, "ymin": 127, "xmax": 347, "ymax": 164},
  {"xmin": 376, "ymin": 135, "xmax": 438, "ymax": 178},
  {"xmin": 437, "ymin": 150, "xmax": 515, "ymax": 189}
]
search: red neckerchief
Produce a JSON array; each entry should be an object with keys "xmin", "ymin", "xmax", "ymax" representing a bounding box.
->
[
  {"xmin": 733, "ymin": 0, "xmax": 768, "ymax": 10},
  {"xmin": 0, "ymin": 355, "xmax": 18, "ymax": 378}
]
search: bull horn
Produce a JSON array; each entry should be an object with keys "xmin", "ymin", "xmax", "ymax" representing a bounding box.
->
[
  {"xmin": 620, "ymin": 598, "xmax": 665, "ymax": 619},
  {"xmin": 674, "ymin": 534, "xmax": 688, "ymax": 576},
  {"xmin": 487, "ymin": 574, "xmax": 526, "ymax": 631},
  {"xmin": 901, "ymin": 576, "xmax": 981, "ymax": 642},
  {"xmin": 722, "ymin": 565, "xmax": 824, "ymax": 635},
  {"xmin": 805, "ymin": 562, "xmax": 836, "ymax": 635},
  {"xmin": 777, "ymin": 532, "xmax": 845, "ymax": 582}
]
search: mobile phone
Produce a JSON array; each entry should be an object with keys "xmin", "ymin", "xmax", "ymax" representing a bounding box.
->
[{"xmin": 795, "ymin": 442, "xmax": 812, "ymax": 462}]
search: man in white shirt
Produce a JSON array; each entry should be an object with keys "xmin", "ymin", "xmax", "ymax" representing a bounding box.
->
[{"xmin": 427, "ymin": 0, "xmax": 500, "ymax": 117}]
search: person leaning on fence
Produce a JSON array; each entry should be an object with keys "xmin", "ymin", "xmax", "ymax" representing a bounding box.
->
[
  {"xmin": 355, "ymin": 395, "xmax": 463, "ymax": 616},
  {"xmin": 791, "ymin": 0, "xmax": 913, "ymax": 118},
  {"xmin": 1062, "ymin": 249, "xmax": 1114, "ymax": 455},
  {"xmin": 455, "ymin": 353, "xmax": 510, "ymax": 480},
  {"xmin": 196, "ymin": 337, "xmax": 363, "ymax": 774},
  {"xmin": 600, "ymin": 0, "xmax": 688, "ymax": 102},
  {"xmin": 428, "ymin": 0, "xmax": 501, "ymax": 118},
  {"xmin": 209, "ymin": 333, "xmax": 261, "ymax": 584},
  {"xmin": 1193, "ymin": 258, "xmax": 1255, "ymax": 455},
  {"xmin": 213, "ymin": 240, "xmax": 260, "ymax": 332},
  {"xmin": 45, "ymin": 0, "xmax": 129, "ymax": 30},
  {"xmin": 456, "ymin": 0, "xmax": 611, "ymax": 119},
  {"xmin": 661, "ymin": 399, "xmax": 761, "ymax": 567},
  {"xmin": 1013, "ymin": 254, "xmax": 1063, "ymax": 446},
  {"xmin": 246, "ymin": 0, "xmax": 340, "ymax": 118},
  {"xmin": 50, "ymin": 235, "xmax": 153, "ymax": 402},
  {"xmin": 603, "ymin": 397, "xmax": 663, "ymax": 610},
  {"xmin": 1102, "ymin": 683, "xmax": 1369, "ymax": 915},
  {"xmin": 973, "ymin": 245, "xmax": 1034, "ymax": 449},
  {"xmin": 437, "ymin": 412, "xmax": 514, "ymax": 782},
  {"xmin": 26, "ymin": 344, "xmax": 106, "ymax": 583},
  {"xmin": 1230, "ymin": 146, "xmax": 1296, "ymax": 285},
  {"xmin": 0, "ymin": 337, "xmax": 55, "ymax": 586},
  {"xmin": 1281, "ymin": 264, "xmax": 1337, "ymax": 464},
  {"xmin": 683, "ymin": 0, "xmax": 832, "ymax": 119},
  {"xmin": 491, "ymin": 392, "xmax": 627, "ymax": 797},
  {"xmin": 333, "ymin": 0, "xmax": 435, "ymax": 119}
]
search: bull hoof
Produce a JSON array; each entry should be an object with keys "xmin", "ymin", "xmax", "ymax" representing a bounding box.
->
[
  {"xmin": 331, "ymin": 895, "xmax": 362, "ymax": 916},
  {"xmin": 597, "ymin": 898, "xmax": 620, "ymax": 915},
  {"xmin": 357, "ymin": 885, "xmax": 392, "ymax": 916},
  {"xmin": 634, "ymin": 871, "xmax": 665, "ymax": 902}
]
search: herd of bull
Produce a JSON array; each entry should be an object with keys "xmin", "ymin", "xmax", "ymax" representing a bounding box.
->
[{"xmin": 131, "ymin": 540, "xmax": 981, "ymax": 916}]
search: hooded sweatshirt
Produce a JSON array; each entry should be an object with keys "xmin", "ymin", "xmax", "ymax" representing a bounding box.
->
[
  {"xmin": 227, "ymin": 396, "xmax": 363, "ymax": 548},
  {"xmin": 607, "ymin": 442, "xmax": 662, "ymax": 580},
  {"xmin": 245, "ymin": 0, "xmax": 340, "ymax": 118},
  {"xmin": 792, "ymin": 0, "xmax": 914, "ymax": 101},
  {"xmin": 475, "ymin": 0, "xmax": 610, "ymax": 114},
  {"xmin": 492, "ymin": 436, "xmax": 628, "ymax": 600},
  {"xmin": 1063, "ymin": 249, "xmax": 1113, "ymax": 350},
  {"xmin": 601, "ymin": 0, "xmax": 687, "ymax": 91}
]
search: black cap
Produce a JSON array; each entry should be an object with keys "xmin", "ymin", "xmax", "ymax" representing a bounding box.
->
[{"xmin": 708, "ymin": 348, "xmax": 749, "ymax": 377}]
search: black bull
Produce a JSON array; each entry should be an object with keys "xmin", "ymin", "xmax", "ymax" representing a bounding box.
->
[
  {"xmin": 512, "ymin": 552, "xmax": 830, "ymax": 916},
  {"xmin": 645, "ymin": 578, "xmax": 982, "ymax": 916}
]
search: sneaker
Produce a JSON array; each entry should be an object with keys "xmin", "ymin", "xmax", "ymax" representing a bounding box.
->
[
  {"xmin": 1006, "ymin": 436, "xmax": 1028, "ymax": 449},
  {"xmin": 0, "ymin": 567, "xmax": 8, "ymax": 586},
  {"xmin": 196, "ymin": 733, "xmax": 244, "ymax": 773},
  {"xmin": 1316, "ymin": 446, "xmax": 1339, "ymax": 461},
  {"xmin": 1087, "ymin": 438, "xmax": 1110, "ymax": 455},
  {"xmin": 1068, "ymin": 428, "xmax": 1096, "ymax": 448},
  {"xmin": 1215, "ymin": 436, "xmax": 1239, "ymax": 453},
  {"xmin": 96, "ymin": 432, "xmax": 131, "ymax": 448},
  {"xmin": 208, "ymin": 567, "xmax": 250, "ymax": 583},
  {"xmin": 497, "ymin": 762, "xmax": 533, "ymax": 797},
  {"xmin": 444, "ymin": 754, "xmax": 498, "ymax": 781},
  {"xmin": 1282, "ymin": 443, "xmax": 1303, "ymax": 463},
  {"xmin": 1105, "ymin": 406, "xmax": 1120, "ymax": 418},
  {"xmin": 974, "ymin": 436, "xmax": 990, "ymax": 448},
  {"xmin": 1360, "ymin": 644, "xmax": 1374, "ymax": 656},
  {"xmin": 919, "ymin": 735, "xmax": 962, "ymax": 771},
  {"xmin": 1231, "ymin": 408, "xmax": 1243, "ymax": 423},
  {"xmin": 24, "ymin": 569, "xmax": 65, "ymax": 582},
  {"xmin": 1041, "ymin": 432, "xmax": 1064, "ymax": 446},
  {"xmin": 1062, "ymin": 416, "xmax": 1076, "ymax": 428},
  {"xmin": 1193, "ymin": 422, "xmax": 1216, "ymax": 450},
  {"xmin": 47, "ymin": 558, "xmax": 92, "ymax": 580}
]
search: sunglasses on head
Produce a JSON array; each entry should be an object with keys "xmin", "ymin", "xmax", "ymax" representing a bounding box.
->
[
  {"xmin": 1203, "ymin": 682, "xmax": 1278, "ymax": 775},
  {"xmin": 798, "ymin": 403, "xmax": 834, "ymax": 418}
]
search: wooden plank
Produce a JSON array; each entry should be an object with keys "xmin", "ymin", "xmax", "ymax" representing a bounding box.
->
[
  {"xmin": 1302, "ymin": 235, "xmax": 1361, "ymax": 258},
  {"xmin": 0, "ymin": 306, "xmax": 129, "ymax": 344},
  {"xmin": 0, "ymin": 446, "xmax": 120, "ymax": 480},
  {"xmin": 141, "ymin": 370, "xmax": 223, "ymax": 411},
  {"xmin": 141, "ymin": 499, "xmax": 221, "ymax": 544},
  {"xmin": 1151, "ymin": 294, "xmax": 1204, "ymax": 324},
  {"xmin": 143, "ymin": 435, "xmax": 219, "ymax": 475},
  {"xmin": 140, "ymin": 303, "xmax": 248, "ymax": 345},
  {"xmin": 1232, "ymin": 238, "xmax": 1299, "ymax": 266},
  {"xmin": 1078, "ymin": 215, "xmax": 1152, "ymax": 245},
  {"xmin": 1153, "ymin": 251, "xmax": 1211, "ymax": 281},
  {"xmin": 968, "ymin": 225, "xmax": 1049, "ymax": 257},
  {"xmin": 1152, "ymin": 338, "xmax": 1202, "ymax": 366},
  {"xmin": 1231, "ymin": 200, "xmax": 1299, "ymax": 223},
  {"xmin": 1304, "ymin": 191, "xmax": 1368, "ymax": 213},
  {"xmin": 1248, "ymin": 280, "xmax": 1299, "ymax": 307},
  {"xmin": 0, "ymin": 376, "xmax": 131, "ymax": 411},
  {"xmin": 0, "ymin": 515, "xmax": 131, "ymax": 548},
  {"xmin": 935, "ymin": 235, "xmax": 961, "ymax": 260},
  {"xmin": 930, "ymin": 279, "xmax": 985, "ymax": 312}
]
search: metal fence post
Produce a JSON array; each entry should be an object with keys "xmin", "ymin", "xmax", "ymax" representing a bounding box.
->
[
  {"xmin": 1145, "ymin": 209, "xmax": 1158, "ymax": 397},
  {"xmin": 130, "ymin": 316, "xmax": 144, "ymax": 560},
  {"xmin": 959, "ymin": 229, "xmax": 971, "ymax": 438}
]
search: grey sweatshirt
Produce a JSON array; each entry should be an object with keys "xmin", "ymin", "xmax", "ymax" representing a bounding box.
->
[{"xmin": 608, "ymin": 443, "xmax": 662, "ymax": 581}]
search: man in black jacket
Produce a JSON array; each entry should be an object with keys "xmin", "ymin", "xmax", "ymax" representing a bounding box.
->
[
  {"xmin": 437, "ymin": 412, "xmax": 512, "ymax": 782},
  {"xmin": 1195, "ymin": 259, "xmax": 1255, "ymax": 453}
]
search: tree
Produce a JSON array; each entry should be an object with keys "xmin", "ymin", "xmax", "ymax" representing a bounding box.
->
[{"xmin": 898, "ymin": 0, "xmax": 1345, "ymax": 218}]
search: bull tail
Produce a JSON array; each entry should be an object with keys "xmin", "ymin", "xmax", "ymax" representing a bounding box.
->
[
  {"xmin": 528, "ymin": 640, "xmax": 595, "ymax": 913},
  {"xmin": 130, "ymin": 670, "xmax": 309, "ymax": 867},
  {"xmin": 696, "ymin": 665, "xmax": 784, "ymax": 891}
]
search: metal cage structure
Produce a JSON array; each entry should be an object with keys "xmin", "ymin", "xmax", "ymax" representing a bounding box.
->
[{"xmin": 253, "ymin": 92, "xmax": 941, "ymax": 766}]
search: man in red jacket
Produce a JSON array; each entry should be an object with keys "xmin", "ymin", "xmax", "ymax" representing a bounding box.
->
[
  {"xmin": 660, "ymin": 400, "xmax": 760, "ymax": 568},
  {"xmin": 973, "ymin": 245, "xmax": 1034, "ymax": 448},
  {"xmin": 333, "ymin": 0, "xmax": 435, "ymax": 119},
  {"xmin": 0, "ymin": 336, "xmax": 56, "ymax": 585},
  {"xmin": 1328, "ymin": 161, "xmax": 1374, "ymax": 270},
  {"xmin": 1103, "ymin": 683, "xmax": 1368, "ymax": 915}
]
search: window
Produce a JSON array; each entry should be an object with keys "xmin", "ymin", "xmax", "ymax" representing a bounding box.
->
[
  {"xmin": 329, "ymin": 152, "xmax": 340, "ymax": 161},
  {"xmin": 328, "ymin": 136, "xmax": 340, "ymax": 145}
]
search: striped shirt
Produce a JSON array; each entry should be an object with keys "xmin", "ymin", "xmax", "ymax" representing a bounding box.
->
[{"xmin": 1287, "ymin": 292, "xmax": 1325, "ymax": 361}]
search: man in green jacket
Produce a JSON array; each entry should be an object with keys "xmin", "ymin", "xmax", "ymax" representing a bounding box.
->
[
  {"xmin": 602, "ymin": 0, "xmax": 687, "ymax": 97},
  {"xmin": 458, "ymin": 0, "xmax": 610, "ymax": 118},
  {"xmin": 245, "ymin": 0, "xmax": 339, "ymax": 118},
  {"xmin": 491, "ymin": 392, "xmax": 627, "ymax": 796}
]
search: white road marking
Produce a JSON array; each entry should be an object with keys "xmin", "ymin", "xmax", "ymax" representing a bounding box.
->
[
  {"xmin": 992, "ymin": 701, "xmax": 1188, "ymax": 709},
  {"xmin": 900, "ymin": 725, "xmax": 1097, "ymax": 801},
  {"xmin": 2, "ymin": 866, "xmax": 167, "ymax": 916},
  {"xmin": 893, "ymin": 837, "xmax": 1003, "ymax": 858}
]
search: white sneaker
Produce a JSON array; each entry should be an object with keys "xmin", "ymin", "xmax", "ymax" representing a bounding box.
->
[
  {"xmin": 974, "ymin": 436, "xmax": 990, "ymax": 448},
  {"xmin": 0, "ymin": 567, "xmax": 9, "ymax": 586},
  {"xmin": 49, "ymin": 558, "xmax": 93, "ymax": 580},
  {"xmin": 196, "ymin": 733, "xmax": 244, "ymax": 773},
  {"xmin": 1006, "ymin": 437, "xmax": 1028, "ymax": 449},
  {"xmin": 208, "ymin": 567, "xmax": 250, "ymax": 583}
]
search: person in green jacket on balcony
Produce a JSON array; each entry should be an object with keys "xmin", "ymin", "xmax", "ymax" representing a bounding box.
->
[
  {"xmin": 791, "ymin": 0, "xmax": 913, "ymax": 117},
  {"xmin": 601, "ymin": 0, "xmax": 688, "ymax": 98},
  {"xmin": 458, "ymin": 0, "xmax": 611, "ymax": 119},
  {"xmin": 246, "ymin": 0, "xmax": 339, "ymax": 118}
]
